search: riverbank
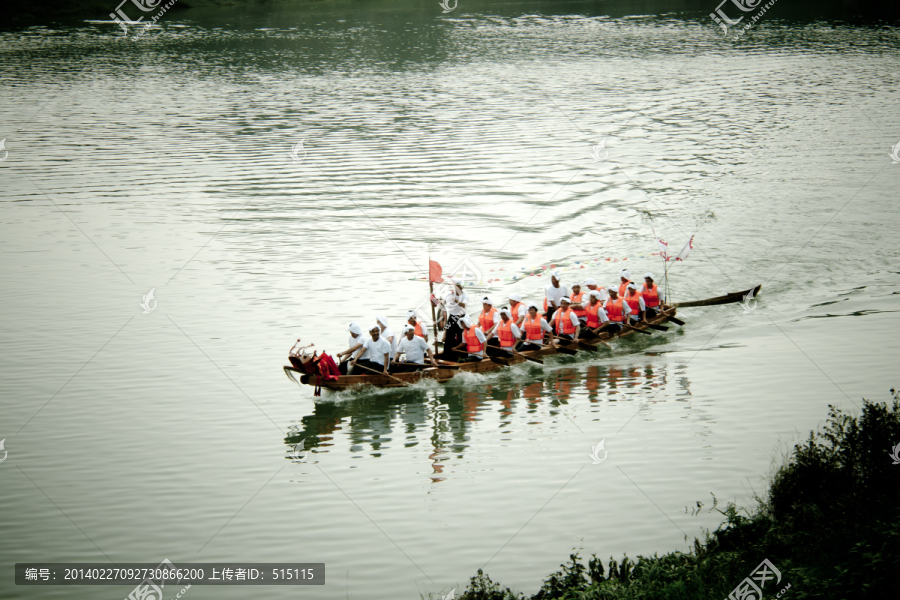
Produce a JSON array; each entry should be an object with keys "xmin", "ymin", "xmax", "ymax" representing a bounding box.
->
[{"xmin": 455, "ymin": 392, "xmax": 900, "ymax": 599}]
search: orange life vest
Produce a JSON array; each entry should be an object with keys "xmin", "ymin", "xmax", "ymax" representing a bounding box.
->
[
  {"xmin": 479, "ymin": 307, "xmax": 497, "ymax": 332},
  {"xmin": 606, "ymin": 298, "xmax": 625, "ymax": 322},
  {"xmin": 510, "ymin": 302, "xmax": 524, "ymax": 322},
  {"xmin": 464, "ymin": 326, "xmax": 484, "ymax": 354},
  {"xmin": 553, "ymin": 308, "xmax": 577, "ymax": 335},
  {"xmin": 523, "ymin": 315, "xmax": 544, "ymax": 341},
  {"xmin": 618, "ymin": 280, "xmax": 631, "ymax": 298},
  {"xmin": 413, "ymin": 321, "xmax": 426, "ymax": 338},
  {"xmin": 642, "ymin": 283, "xmax": 659, "ymax": 307},
  {"xmin": 586, "ymin": 302, "xmax": 603, "ymax": 328},
  {"xmin": 570, "ymin": 292, "xmax": 586, "ymax": 318},
  {"xmin": 543, "ymin": 297, "xmax": 548, "ymax": 316},
  {"xmin": 625, "ymin": 291, "xmax": 642, "ymax": 316},
  {"xmin": 497, "ymin": 320, "xmax": 516, "ymax": 348}
]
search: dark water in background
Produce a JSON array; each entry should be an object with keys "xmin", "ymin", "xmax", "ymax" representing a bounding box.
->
[{"xmin": 1, "ymin": 1, "xmax": 899, "ymax": 598}]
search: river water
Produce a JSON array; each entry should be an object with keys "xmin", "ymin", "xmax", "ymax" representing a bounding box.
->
[{"xmin": 1, "ymin": 2, "xmax": 898, "ymax": 599}]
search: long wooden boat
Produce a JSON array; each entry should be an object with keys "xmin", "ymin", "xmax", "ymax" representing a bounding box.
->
[{"xmin": 284, "ymin": 286, "xmax": 759, "ymax": 392}]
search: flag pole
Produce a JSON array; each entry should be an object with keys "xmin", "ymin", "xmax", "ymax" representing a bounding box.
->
[{"xmin": 429, "ymin": 254, "xmax": 440, "ymax": 358}]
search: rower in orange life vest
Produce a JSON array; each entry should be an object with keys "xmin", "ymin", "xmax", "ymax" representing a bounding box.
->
[
  {"xmin": 642, "ymin": 272, "xmax": 662, "ymax": 319},
  {"xmin": 602, "ymin": 286, "xmax": 631, "ymax": 333},
  {"xmin": 508, "ymin": 293, "xmax": 527, "ymax": 328},
  {"xmin": 624, "ymin": 282, "xmax": 646, "ymax": 325},
  {"xmin": 569, "ymin": 282, "xmax": 588, "ymax": 326},
  {"xmin": 485, "ymin": 307, "xmax": 523, "ymax": 357},
  {"xmin": 618, "ymin": 269, "xmax": 632, "ymax": 298},
  {"xmin": 551, "ymin": 297, "xmax": 581, "ymax": 341},
  {"xmin": 579, "ymin": 290, "xmax": 610, "ymax": 339},
  {"xmin": 519, "ymin": 303, "xmax": 554, "ymax": 351},
  {"xmin": 452, "ymin": 314, "xmax": 487, "ymax": 363},
  {"xmin": 405, "ymin": 310, "xmax": 428, "ymax": 342},
  {"xmin": 543, "ymin": 270, "xmax": 569, "ymax": 322},
  {"xmin": 583, "ymin": 278, "xmax": 608, "ymax": 303},
  {"xmin": 478, "ymin": 296, "xmax": 499, "ymax": 341}
]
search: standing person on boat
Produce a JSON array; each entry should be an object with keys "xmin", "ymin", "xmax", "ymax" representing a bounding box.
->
[
  {"xmin": 452, "ymin": 315, "xmax": 487, "ymax": 362},
  {"xmin": 520, "ymin": 303, "xmax": 554, "ymax": 350},
  {"xmin": 406, "ymin": 310, "xmax": 429, "ymax": 342},
  {"xmin": 478, "ymin": 297, "xmax": 499, "ymax": 341},
  {"xmin": 601, "ymin": 286, "xmax": 630, "ymax": 333},
  {"xmin": 551, "ymin": 296, "xmax": 581, "ymax": 341},
  {"xmin": 350, "ymin": 326, "xmax": 391, "ymax": 375},
  {"xmin": 642, "ymin": 273, "xmax": 661, "ymax": 319},
  {"xmin": 580, "ymin": 291, "xmax": 610, "ymax": 339},
  {"xmin": 391, "ymin": 325, "xmax": 438, "ymax": 372},
  {"xmin": 485, "ymin": 308, "xmax": 523, "ymax": 357},
  {"xmin": 376, "ymin": 315, "xmax": 398, "ymax": 361},
  {"xmin": 336, "ymin": 322, "xmax": 366, "ymax": 375},
  {"xmin": 508, "ymin": 293, "xmax": 527, "ymax": 327},
  {"xmin": 438, "ymin": 278, "xmax": 469, "ymax": 361},
  {"xmin": 618, "ymin": 269, "xmax": 632, "ymax": 298},
  {"xmin": 624, "ymin": 283, "xmax": 646, "ymax": 324},
  {"xmin": 569, "ymin": 282, "xmax": 588, "ymax": 326},
  {"xmin": 544, "ymin": 271, "xmax": 569, "ymax": 322}
]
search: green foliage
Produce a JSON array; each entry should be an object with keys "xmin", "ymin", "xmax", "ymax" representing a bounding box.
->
[{"xmin": 457, "ymin": 393, "xmax": 900, "ymax": 600}]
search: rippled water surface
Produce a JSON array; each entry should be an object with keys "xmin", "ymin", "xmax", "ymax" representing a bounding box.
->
[{"xmin": 1, "ymin": 3, "xmax": 899, "ymax": 599}]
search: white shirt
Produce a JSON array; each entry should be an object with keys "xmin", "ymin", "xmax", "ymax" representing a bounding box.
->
[
  {"xmin": 360, "ymin": 336, "xmax": 391, "ymax": 365},
  {"xmin": 347, "ymin": 334, "xmax": 364, "ymax": 351},
  {"xmin": 509, "ymin": 302, "xmax": 527, "ymax": 324},
  {"xmin": 545, "ymin": 284, "xmax": 570, "ymax": 308},
  {"xmin": 444, "ymin": 291, "xmax": 470, "ymax": 317},
  {"xmin": 397, "ymin": 336, "xmax": 430, "ymax": 364},
  {"xmin": 380, "ymin": 327, "xmax": 398, "ymax": 359},
  {"xmin": 464, "ymin": 327, "xmax": 487, "ymax": 356},
  {"xmin": 409, "ymin": 320, "xmax": 429, "ymax": 341}
]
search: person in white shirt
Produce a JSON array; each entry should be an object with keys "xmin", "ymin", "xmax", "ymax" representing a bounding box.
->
[
  {"xmin": 519, "ymin": 303, "xmax": 553, "ymax": 351},
  {"xmin": 375, "ymin": 315, "xmax": 397, "ymax": 360},
  {"xmin": 544, "ymin": 270, "xmax": 569, "ymax": 322},
  {"xmin": 508, "ymin": 293, "xmax": 527, "ymax": 327},
  {"xmin": 485, "ymin": 308, "xmax": 523, "ymax": 357},
  {"xmin": 351, "ymin": 326, "xmax": 391, "ymax": 375},
  {"xmin": 624, "ymin": 282, "xmax": 646, "ymax": 324},
  {"xmin": 406, "ymin": 310, "xmax": 428, "ymax": 342},
  {"xmin": 336, "ymin": 321, "xmax": 366, "ymax": 374},
  {"xmin": 438, "ymin": 278, "xmax": 469, "ymax": 361},
  {"xmin": 452, "ymin": 314, "xmax": 487, "ymax": 362},
  {"xmin": 391, "ymin": 324, "xmax": 438, "ymax": 372}
]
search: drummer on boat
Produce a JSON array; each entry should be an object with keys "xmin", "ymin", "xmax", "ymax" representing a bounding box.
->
[
  {"xmin": 453, "ymin": 314, "xmax": 487, "ymax": 363},
  {"xmin": 520, "ymin": 303, "xmax": 554, "ymax": 350},
  {"xmin": 350, "ymin": 326, "xmax": 391, "ymax": 375},
  {"xmin": 391, "ymin": 324, "xmax": 438, "ymax": 372}
]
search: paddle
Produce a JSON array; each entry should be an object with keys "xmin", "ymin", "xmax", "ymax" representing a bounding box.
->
[
  {"xmin": 644, "ymin": 323, "xmax": 669, "ymax": 331},
  {"xmin": 352, "ymin": 362, "xmax": 410, "ymax": 386},
  {"xmin": 666, "ymin": 315, "xmax": 685, "ymax": 326},
  {"xmin": 622, "ymin": 323, "xmax": 653, "ymax": 335},
  {"xmin": 514, "ymin": 349, "xmax": 545, "ymax": 364},
  {"xmin": 576, "ymin": 341, "xmax": 601, "ymax": 352},
  {"xmin": 488, "ymin": 355, "xmax": 511, "ymax": 366}
]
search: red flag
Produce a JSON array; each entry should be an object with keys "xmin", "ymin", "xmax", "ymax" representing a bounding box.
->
[{"xmin": 429, "ymin": 259, "xmax": 444, "ymax": 283}]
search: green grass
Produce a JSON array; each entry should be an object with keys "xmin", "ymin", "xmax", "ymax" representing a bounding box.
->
[{"xmin": 455, "ymin": 390, "xmax": 900, "ymax": 600}]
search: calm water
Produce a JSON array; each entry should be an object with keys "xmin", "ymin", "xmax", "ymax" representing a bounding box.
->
[{"xmin": 1, "ymin": 2, "xmax": 899, "ymax": 599}]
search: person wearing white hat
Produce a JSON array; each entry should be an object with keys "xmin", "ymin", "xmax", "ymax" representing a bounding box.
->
[
  {"xmin": 337, "ymin": 321, "xmax": 367, "ymax": 374},
  {"xmin": 544, "ymin": 270, "xmax": 569, "ymax": 322},
  {"xmin": 569, "ymin": 282, "xmax": 587, "ymax": 325},
  {"xmin": 350, "ymin": 326, "xmax": 391, "ymax": 375},
  {"xmin": 485, "ymin": 308, "xmax": 523, "ymax": 356},
  {"xmin": 551, "ymin": 296, "xmax": 580, "ymax": 341},
  {"xmin": 580, "ymin": 290, "xmax": 610, "ymax": 339},
  {"xmin": 520, "ymin": 303, "xmax": 554, "ymax": 351},
  {"xmin": 406, "ymin": 310, "xmax": 428, "ymax": 342},
  {"xmin": 624, "ymin": 282, "xmax": 646, "ymax": 324},
  {"xmin": 508, "ymin": 293, "xmax": 526, "ymax": 326},
  {"xmin": 618, "ymin": 269, "xmax": 632, "ymax": 298},
  {"xmin": 391, "ymin": 324, "xmax": 438, "ymax": 372},
  {"xmin": 438, "ymin": 278, "xmax": 469, "ymax": 361},
  {"xmin": 375, "ymin": 315, "xmax": 398, "ymax": 361},
  {"xmin": 584, "ymin": 278, "xmax": 608, "ymax": 302},
  {"xmin": 642, "ymin": 273, "xmax": 661, "ymax": 318},
  {"xmin": 451, "ymin": 314, "xmax": 487, "ymax": 362},
  {"xmin": 603, "ymin": 286, "xmax": 631, "ymax": 332},
  {"xmin": 478, "ymin": 297, "xmax": 498, "ymax": 340}
]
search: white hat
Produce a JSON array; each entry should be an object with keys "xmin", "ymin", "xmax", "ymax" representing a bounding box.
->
[
  {"xmin": 376, "ymin": 315, "xmax": 389, "ymax": 327},
  {"xmin": 407, "ymin": 310, "xmax": 417, "ymax": 319},
  {"xmin": 509, "ymin": 293, "xmax": 521, "ymax": 302},
  {"xmin": 452, "ymin": 277, "xmax": 463, "ymax": 286},
  {"xmin": 527, "ymin": 302, "xmax": 540, "ymax": 311},
  {"xmin": 550, "ymin": 270, "xmax": 561, "ymax": 279},
  {"xmin": 482, "ymin": 296, "xmax": 493, "ymax": 305},
  {"xmin": 620, "ymin": 269, "xmax": 631, "ymax": 279},
  {"xmin": 583, "ymin": 278, "xmax": 596, "ymax": 286},
  {"xmin": 560, "ymin": 296, "xmax": 571, "ymax": 303},
  {"xmin": 609, "ymin": 285, "xmax": 619, "ymax": 294},
  {"xmin": 402, "ymin": 324, "xmax": 415, "ymax": 333},
  {"xmin": 589, "ymin": 290, "xmax": 602, "ymax": 299},
  {"xmin": 627, "ymin": 282, "xmax": 637, "ymax": 290},
  {"xmin": 644, "ymin": 272, "xmax": 654, "ymax": 280},
  {"xmin": 500, "ymin": 307, "xmax": 512, "ymax": 317},
  {"xmin": 348, "ymin": 322, "xmax": 363, "ymax": 335},
  {"xmin": 571, "ymin": 281, "xmax": 581, "ymax": 288},
  {"xmin": 459, "ymin": 315, "xmax": 473, "ymax": 327}
]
